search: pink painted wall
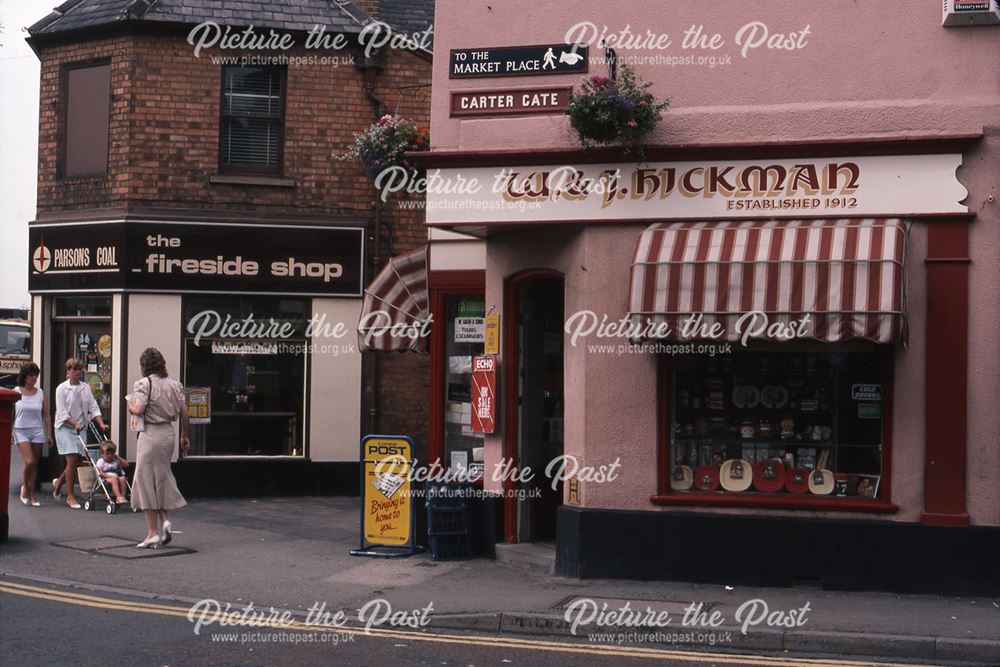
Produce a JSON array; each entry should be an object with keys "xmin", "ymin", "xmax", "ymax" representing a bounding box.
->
[
  {"xmin": 435, "ymin": 1, "xmax": 1000, "ymax": 525},
  {"xmin": 432, "ymin": 1, "xmax": 999, "ymax": 151}
]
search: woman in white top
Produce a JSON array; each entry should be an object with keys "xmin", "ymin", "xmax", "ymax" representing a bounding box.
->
[
  {"xmin": 53, "ymin": 357, "xmax": 109, "ymax": 509},
  {"xmin": 12, "ymin": 362, "xmax": 53, "ymax": 507}
]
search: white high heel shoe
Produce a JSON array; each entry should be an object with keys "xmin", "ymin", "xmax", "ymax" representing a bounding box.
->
[
  {"xmin": 160, "ymin": 520, "xmax": 173, "ymax": 546},
  {"xmin": 136, "ymin": 535, "xmax": 161, "ymax": 549}
]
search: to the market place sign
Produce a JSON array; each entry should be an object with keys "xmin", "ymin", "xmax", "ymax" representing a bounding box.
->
[
  {"xmin": 424, "ymin": 154, "xmax": 967, "ymax": 225},
  {"xmin": 450, "ymin": 44, "xmax": 588, "ymax": 78}
]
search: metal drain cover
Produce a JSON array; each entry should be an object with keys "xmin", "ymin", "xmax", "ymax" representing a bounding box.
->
[{"xmin": 52, "ymin": 536, "xmax": 195, "ymax": 559}]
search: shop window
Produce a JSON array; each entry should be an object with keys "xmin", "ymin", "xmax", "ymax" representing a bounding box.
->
[
  {"xmin": 62, "ymin": 62, "xmax": 111, "ymax": 178},
  {"xmin": 669, "ymin": 343, "xmax": 886, "ymax": 500},
  {"xmin": 53, "ymin": 296, "xmax": 112, "ymax": 318},
  {"xmin": 182, "ymin": 297, "xmax": 308, "ymax": 456},
  {"xmin": 219, "ymin": 66, "xmax": 285, "ymax": 174},
  {"xmin": 442, "ymin": 296, "xmax": 486, "ymax": 475}
]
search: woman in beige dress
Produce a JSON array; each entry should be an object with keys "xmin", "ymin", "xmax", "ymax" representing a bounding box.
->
[{"xmin": 128, "ymin": 348, "xmax": 190, "ymax": 548}]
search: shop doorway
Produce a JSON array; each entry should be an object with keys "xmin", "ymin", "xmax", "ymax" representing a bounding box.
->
[
  {"xmin": 51, "ymin": 321, "xmax": 113, "ymax": 439},
  {"xmin": 505, "ymin": 272, "xmax": 564, "ymax": 543}
]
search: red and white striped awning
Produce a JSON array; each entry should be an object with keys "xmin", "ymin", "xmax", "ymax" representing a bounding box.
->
[
  {"xmin": 627, "ymin": 218, "xmax": 908, "ymax": 343},
  {"xmin": 358, "ymin": 246, "xmax": 429, "ymax": 352}
]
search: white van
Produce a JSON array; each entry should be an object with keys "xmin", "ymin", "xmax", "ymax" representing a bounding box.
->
[{"xmin": 0, "ymin": 320, "xmax": 32, "ymax": 388}]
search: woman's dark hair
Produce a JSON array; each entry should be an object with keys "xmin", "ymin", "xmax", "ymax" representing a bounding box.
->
[
  {"xmin": 17, "ymin": 362, "xmax": 40, "ymax": 387},
  {"xmin": 139, "ymin": 347, "xmax": 168, "ymax": 378}
]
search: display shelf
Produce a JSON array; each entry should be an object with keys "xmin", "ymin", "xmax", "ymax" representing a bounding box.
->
[
  {"xmin": 674, "ymin": 408, "xmax": 832, "ymax": 416},
  {"xmin": 673, "ymin": 437, "xmax": 830, "ymax": 446}
]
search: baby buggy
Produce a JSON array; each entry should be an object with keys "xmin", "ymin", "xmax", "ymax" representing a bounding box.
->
[{"xmin": 77, "ymin": 422, "xmax": 139, "ymax": 515}]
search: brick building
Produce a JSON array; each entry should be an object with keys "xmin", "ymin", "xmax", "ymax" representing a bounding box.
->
[{"xmin": 25, "ymin": 0, "xmax": 434, "ymax": 495}]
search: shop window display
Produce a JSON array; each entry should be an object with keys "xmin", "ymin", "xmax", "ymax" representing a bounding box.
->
[
  {"xmin": 183, "ymin": 297, "xmax": 308, "ymax": 456},
  {"xmin": 442, "ymin": 296, "xmax": 486, "ymax": 477},
  {"xmin": 670, "ymin": 343, "xmax": 885, "ymax": 499}
]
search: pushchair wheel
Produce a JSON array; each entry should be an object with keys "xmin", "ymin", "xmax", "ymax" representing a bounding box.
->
[
  {"xmin": 106, "ymin": 502, "xmax": 116, "ymax": 515},
  {"xmin": 84, "ymin": 499, "xmax": 93, "ymax": 511},
  {"xmin": 131, "ymin": 506, "xmax": 139, "ymax": 513}
]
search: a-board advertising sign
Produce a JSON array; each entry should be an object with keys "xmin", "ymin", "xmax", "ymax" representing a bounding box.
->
[{"xmin": 351, "ymin": 435, "xmax": 421, "ymax": 558}]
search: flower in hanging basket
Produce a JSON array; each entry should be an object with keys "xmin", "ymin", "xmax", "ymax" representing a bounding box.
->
[
  {"xmin": 566, "ymin": 64, "xmax": 669, "ymax": 156},
  {"xmin": 348, "ymin": 114, "xmax": 429, "ymax": 179}
]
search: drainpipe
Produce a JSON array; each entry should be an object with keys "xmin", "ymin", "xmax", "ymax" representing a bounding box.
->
[{"xmin": 358, "ymin": 49, "xmax": 387, "ymax": 435}]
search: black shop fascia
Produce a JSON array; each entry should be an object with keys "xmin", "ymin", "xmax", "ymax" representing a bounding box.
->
[{"xmin": 29, "ymin": 221, "xmax": 364, "ymax": 296}]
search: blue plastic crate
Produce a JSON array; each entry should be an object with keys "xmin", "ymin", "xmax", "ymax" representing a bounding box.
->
[
  {"xmin": 427, "ymin": 508, "xmax": 470, "ymax": 536},
  {"xmin": 429, "ymin": 534, "xmax": 473, "ymax": 561},
  {"xmin": 425, "ymin": 483, "xmax": 475, "ymax": 510}
]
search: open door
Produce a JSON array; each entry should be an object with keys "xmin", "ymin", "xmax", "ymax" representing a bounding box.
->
[{"xmin": 505, "ymin": 272, "xmax": 564, "ymax": 543}]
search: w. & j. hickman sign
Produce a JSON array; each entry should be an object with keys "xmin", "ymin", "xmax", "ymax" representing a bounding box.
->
[{"xmin": 424, "ymin": 154, "xmax": 967, "ymax": 225}]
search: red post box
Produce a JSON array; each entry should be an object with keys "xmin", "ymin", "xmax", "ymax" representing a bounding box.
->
[{"xmin": 0, "ymin": 388, "xmax": 21, "ymax": 542}]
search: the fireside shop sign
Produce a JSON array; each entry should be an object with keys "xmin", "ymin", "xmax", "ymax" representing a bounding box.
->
[
  {"xmin": 450, "ymin": 44, "xmax": 588, "ymax": 78},
  {"xmin": 450, "ymin": 86, "xmax": 572, "ymax": 117},
  {"xmin": 425, "ymin": 154, "xmax": 968, "ymax": 226},
  {"xmin": 28, "ymin": 222, "xmax": 364, "ymax": 296}
]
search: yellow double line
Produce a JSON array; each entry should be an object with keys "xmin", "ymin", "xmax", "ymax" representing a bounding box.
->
[{"xmin": 0, "ymin": 579, "xmax": 943, "ymax": 666}]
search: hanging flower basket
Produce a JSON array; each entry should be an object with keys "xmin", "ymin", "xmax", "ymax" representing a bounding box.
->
[
  {"xmin": 349, "ymin": 114, "xmax": 429, "ymax": 179},
  {"xmin": 566, "ymin": 65, "xmax": 669, "ymax": 156}
]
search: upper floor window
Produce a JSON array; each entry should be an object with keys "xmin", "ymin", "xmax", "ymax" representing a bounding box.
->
[
  {"xmin": 220, "ymin": 66, "xmax": 286, "ymax": 175},
  {"xmin": 62, "ymin": 62, "xmax": 111, "ymax": 178}
]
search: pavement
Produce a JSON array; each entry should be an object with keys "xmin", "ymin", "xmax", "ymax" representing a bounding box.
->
[{"xmin": 3, "ymin": 461, "xmax": 1000, "ymax": 666}]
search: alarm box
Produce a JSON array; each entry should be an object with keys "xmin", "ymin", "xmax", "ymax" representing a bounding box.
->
[{"xmin": 942, "ymin": 0, "xmax": 1000, "ymax": 26}]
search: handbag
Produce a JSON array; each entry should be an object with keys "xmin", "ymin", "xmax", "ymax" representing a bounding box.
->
[{"xmin": 128, "ymin": 376, "xmax": 151, "ymax": 433}]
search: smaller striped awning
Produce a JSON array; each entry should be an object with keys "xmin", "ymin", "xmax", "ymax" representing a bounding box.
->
[
  {"xmin": 358, "ymin": 246, "xmax": 429, "ymax": 352},
  {"xmin": 627, "ymin": 218, "xmax": 908, "ymax": 344}
]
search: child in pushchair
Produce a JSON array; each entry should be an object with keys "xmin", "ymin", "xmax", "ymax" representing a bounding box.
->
[
  {"xmin": 78, "ymin": 423, "xmax": 139, "ymax": 514},
  {"xmin": 95, "ymin": 442, "xmax": 129, "ymax": 504}
]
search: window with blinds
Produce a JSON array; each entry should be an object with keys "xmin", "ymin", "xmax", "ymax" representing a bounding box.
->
[{"xmin": 220, "ymin": 66, "xmax": 285, "ymax": 174}]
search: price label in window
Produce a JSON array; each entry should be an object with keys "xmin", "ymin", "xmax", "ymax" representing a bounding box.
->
[
  {"xmin": 858, "ymin": 403, "xmax": 881, "ymax": 419},
  {"xmin": 186, "ymin": 387, "xmax": 211, "ymax": 425}
]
